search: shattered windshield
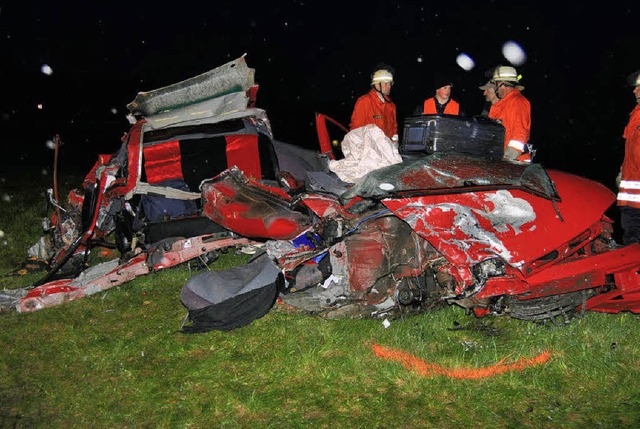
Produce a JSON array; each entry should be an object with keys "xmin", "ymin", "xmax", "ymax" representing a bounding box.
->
[{"xmin": 342, "ymin": 152, "xmax": 559, "ymax": 201}]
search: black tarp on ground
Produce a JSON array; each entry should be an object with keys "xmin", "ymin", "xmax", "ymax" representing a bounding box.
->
[{"xmin": 180, "ymin": 252, "xmax": 280, "ymax": 332}]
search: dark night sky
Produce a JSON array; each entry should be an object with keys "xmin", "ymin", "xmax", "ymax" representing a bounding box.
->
[{"xmin": 1, "ymin": 1, "xmax": 638, "ymax": 189}]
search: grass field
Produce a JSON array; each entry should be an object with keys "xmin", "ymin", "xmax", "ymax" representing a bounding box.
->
[{"xmin": 1, "ymin": 173, "xmax": 640, "ymax": 428}]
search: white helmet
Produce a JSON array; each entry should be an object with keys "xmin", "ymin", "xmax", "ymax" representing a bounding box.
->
[
  {"xmin": 371, "ymin": 69, "xmax": 394, "ymax": 85},
  {"xmin": 492, "ymin": 66, "xmax": 521, "ymax": 85}
]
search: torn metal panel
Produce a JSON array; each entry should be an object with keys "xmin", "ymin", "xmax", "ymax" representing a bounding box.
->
[
  {"xmin": 127, "ymin": 55, "xmax": 255, "ymax": 117},
  {"xmin": 16, "ymin": 235, "xmax": 252, "ymax": 313},
  {"xmin": 333, "ymin": 216, "xmax": 436, "ymax": 305},
  {"xmin": 298, "ymin": 194, "xmax": 362, "ymax": 219},
  {"xmin": 586, "ymin": 254, "xmax": 640, "ymax": 313},
  {"xmin": 201, "ymin": 167, "xmax": 311, "ymax": 240},
  {"xmin": 279, "ymin": 215, "xmax": 439, "ymax": 315},
  {"xmin": 144, "ymin": 103, "xmax": 269, "ymax": 132}
]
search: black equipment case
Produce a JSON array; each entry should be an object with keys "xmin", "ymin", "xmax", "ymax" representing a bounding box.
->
[{"xmin": 400, "ymin": 114, "xmax": 505, "ymax": 160}]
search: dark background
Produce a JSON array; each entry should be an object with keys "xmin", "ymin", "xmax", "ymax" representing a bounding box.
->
[{"xmin": 1, "ymin": 1, "xmax": 638, "ymax": 190}]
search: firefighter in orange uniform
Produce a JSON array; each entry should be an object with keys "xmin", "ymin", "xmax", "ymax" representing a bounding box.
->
[
  {"xmin": 617, "ymin": 69, "xmax": 640, "ymax": 244},
  {"xmin": 421, "ymin": 75, "xmax": 460, "ymax": 115},
  {"xmin": 489, "ymin": 66, "xmax": 531, "ymax": 162},
  {"xmin": 350, "ymin": 64, "xmax": 398, "ymax": 143}
]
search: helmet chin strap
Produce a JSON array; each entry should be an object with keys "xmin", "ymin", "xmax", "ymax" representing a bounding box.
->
[{"xmin": 495, "ymin": 83, "xmax": 503, "ymax": 100}]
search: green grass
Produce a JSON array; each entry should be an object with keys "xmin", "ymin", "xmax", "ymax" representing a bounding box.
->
[{"xmin": 1, "ymin": 174, "xmax": 640, "ymax": 428}]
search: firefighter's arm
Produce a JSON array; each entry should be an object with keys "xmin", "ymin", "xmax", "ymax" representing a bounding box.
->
[
  {"xmin": 390, "ymin": 104, "xmax": 399, "ymax": 143},
  {"xmin": 506, "ymin": 100, "xmax": 531, "ymax": 155}
]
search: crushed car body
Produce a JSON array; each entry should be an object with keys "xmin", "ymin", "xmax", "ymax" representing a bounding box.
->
[
  {"xmin": 192, "ymin": 152, "xmax": 640, "ymax": 325},
  {"xmin": 1, "ymin": 55, "xmax": 296, "ymax": 312},
  {"xmin": 1, "ymin": 56, "xmax": 639, "ymax": 330}
]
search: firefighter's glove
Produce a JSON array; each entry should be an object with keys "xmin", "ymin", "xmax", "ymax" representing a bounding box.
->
[
  {"xmin": 503, "ymin": 147, "xmax": 520, "ymax": 161},
  {"xmin": 616, "ymin": 171, "xmax": 622, "ymax": 189}
]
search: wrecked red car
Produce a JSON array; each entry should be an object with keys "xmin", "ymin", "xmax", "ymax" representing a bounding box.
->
[
  {"xmin": 3, "ymin": 56, "xmax": 640, "ymax": 329},
  {"xmin": 192, "ymin": 149, "xmax": 640, "ymax": 326}
]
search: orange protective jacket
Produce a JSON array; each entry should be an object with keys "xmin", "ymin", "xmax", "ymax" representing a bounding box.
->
[
  {"xmin": 618, "ymin": 104, "xmax": 640, "ymax": 208},
  {"xmin": 489, "ymin": 89, "xmax": 531, "ymax": 162},
  {"xmin": 350, "ymin": 89, "xmax": 398, "ymax": 139},
  {"xmin": 423, "ymin": 98, "xmax": 460, "ymax": 115}
]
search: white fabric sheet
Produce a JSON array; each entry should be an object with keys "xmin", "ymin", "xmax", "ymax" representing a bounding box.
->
[{"xmin": 328, "ymin": 125, "xmax": 403, "ymax": 183}]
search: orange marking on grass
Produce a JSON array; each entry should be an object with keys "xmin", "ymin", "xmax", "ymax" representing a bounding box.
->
[{"xmin": 371, "ymin": 343, "xmax": 551, "ymax": 379}]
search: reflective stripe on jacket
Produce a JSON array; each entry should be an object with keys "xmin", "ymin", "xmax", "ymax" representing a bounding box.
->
[
  {"xmin": 350, "ymin": 89, "xmax": 398, "ymax": 139},
  {"xmin": 489, "ymin": 89, "xmax": 531, "ymax": 162},
  {"xmin": 423, "ymin": 98, "xmax": 460, "ymax": 115},
  {"xmin": 618, "ymin": 104, "xmax": 640, "ymax": 208}
]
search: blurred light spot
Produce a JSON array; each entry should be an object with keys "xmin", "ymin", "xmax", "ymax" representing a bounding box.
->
[
  {"xmin": 2, "ymin": 194, "xmax": 11, "ymax": 202},
  {"xmin": 0, "ymin": 230, "xmax": 4, "ymax": 238},
  {"xmin": 41, "ymin": 169, "xmax": 48, "ymax": 175},
  {"xmin": 456, "ymin": 53, "xmax": 475, "ymax": 71},
  {"xmin": 417, "ymin": 56, "xmax": 423, "ymax": 63},
  {"xmin": 502, "ymin": 41, "xmax": 527, "ymax": 66},
  {"xmin": 45, "ymin": 140, "xmax": 56, "ymax": 150},
  {"xmin": 41, "ymin": 64, "xmax": 53, "ymax": 75},
  {"xmin": 110, "ymin": 107, "xmax": 118, "ymax": 115},
  {"xmin": 37, "ymin": 104, "xmax": 43, "ymax": 110}
]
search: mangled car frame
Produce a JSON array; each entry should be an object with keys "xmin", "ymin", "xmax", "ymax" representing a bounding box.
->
[{"xmin": 3, "ymin": 55, "xmax": 640, "ymax": 331}]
